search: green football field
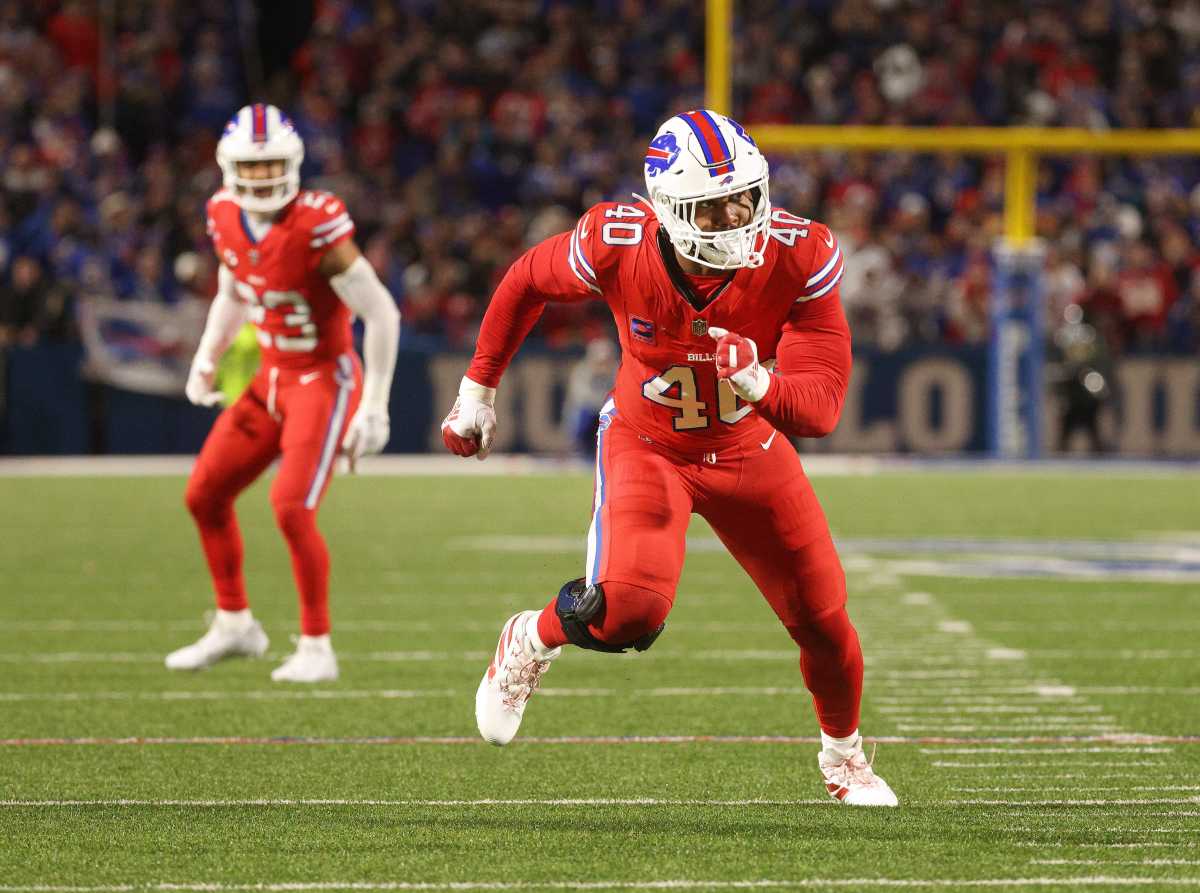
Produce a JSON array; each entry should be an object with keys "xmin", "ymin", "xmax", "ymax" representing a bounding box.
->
[{"xmin": 1, "ymin": 464, "xmax": 1198, "ymax": 892}]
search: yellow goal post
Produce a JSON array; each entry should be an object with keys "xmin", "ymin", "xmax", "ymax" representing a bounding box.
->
[
  {"xmin": 703, "ymin": 0, "xmax": 1200, "ymax": 247},
  {"xmin": 703, "ymin": 0, "xmax": 1200, "ymax": 458}
]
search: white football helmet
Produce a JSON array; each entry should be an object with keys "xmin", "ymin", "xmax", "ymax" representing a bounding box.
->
[
  {"xmin": 216, "ymin": 104, "xmax": 304, "ymax": 214},
  {"xmin": 642, "ymin": 109, "xmax": 770, "ymax": 270}
]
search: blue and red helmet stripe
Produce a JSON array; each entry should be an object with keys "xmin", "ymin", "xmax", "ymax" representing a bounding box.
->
[
  {"xmin": 678, "ymin": 110, "xmax": 734, "ymax": 176},
  {"xmin": 251, "ymin": 103, "xmax": 268, "ymax": 143}
]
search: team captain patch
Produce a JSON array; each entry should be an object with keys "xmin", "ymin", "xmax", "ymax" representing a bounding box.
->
[{"xmin": 631, "ymin": 317, "xmax": 656, "ymax": 344}]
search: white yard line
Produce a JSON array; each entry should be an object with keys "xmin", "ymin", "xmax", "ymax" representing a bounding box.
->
[
  {"xmin": 954, "ymin": 786, "xmax": 1200, "ymax": 793},
  {"xmin": 0, "ymin": 798, "xmax": 824, "ymax": 808},
  {"xmin": 1032, "ymin": 860, "xmax": 1200, "ymax": 866},
  {"xmin": 0, "ymin": 649, "xmax": 832, "ymax": 664},
  {"xmin": 880, "ymin": 705, "xmax": 1106, "ymax": 714},
  {"xmin": 949, "ymin": 798, "xmax": 1200, "ymax": 806},
  {"xmin": 844, "ymin": 587, "xmax": 1187, "ymax": 791},
  {"xmin": 0, "ymin": 687, "xmax": 812, "ymax": 703},
  {"xmin": 970, "ymin": 774, "xmax": 1158, "ymax": 780},
  {"xmin": 921, "ymin": 747, "xmax": 1175, "ymax": 755},
  {"xmin": 3, "ymin": 734, "xmax": 1196, "ymax": 748},
  {"xmin": 1, "ymin": 878, "xmax": 1200, "ymax": 892},
  {"xmin": 0, "ymin": 619, "xmax": 784, "ymax": 635},
  {"xmin": 931, "ymin": 762, "xmax": 1168, "ymax": 769},
  {"xmin": 1018, "ymin": 843, "xmax": 1195, "ymax": 849},
  {"xmin": 875, "ymin": 687, "xmax": 1200, "ymax": 697}
]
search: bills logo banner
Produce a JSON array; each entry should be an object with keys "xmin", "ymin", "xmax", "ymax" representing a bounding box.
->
[
  {"xmin": 78, "ymin": 296, "xmax": 208, "ymax": 396},
  {"xmin": 631, "ymin": 317, "xmax": 656, "ymax": 344}
]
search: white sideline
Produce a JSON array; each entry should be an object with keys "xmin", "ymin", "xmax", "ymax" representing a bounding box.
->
[
  {"xmin": 1, "ymin": 876, "xmax": 1200, "ymax": 891},
  {"xmin": 0, "ymin": 455, "xmax": 869, "ymax": 478},
  {"xmin": 3, "ymin": 454, "xmax": 1197, "ymax": 478}
]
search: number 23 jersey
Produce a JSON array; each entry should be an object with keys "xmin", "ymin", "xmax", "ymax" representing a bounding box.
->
[
  {"xmin": 469, "ymin": 201, "xmax": 849, "ymax": 454},
  {"xmin": 206, "ymin": 189, "xmax": 356, "ymax": 369}
]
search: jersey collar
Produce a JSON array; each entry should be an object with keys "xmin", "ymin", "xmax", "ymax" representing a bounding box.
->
[{"xmin": 655, "ymin": 228, "xmax": 736, "ymax": 313}]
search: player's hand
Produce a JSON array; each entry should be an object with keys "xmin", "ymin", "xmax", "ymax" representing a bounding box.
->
[
  {"xmin": 341, "ymin": 407, "xmax": 390, "ymax": 473},
  {"xmin": 708, "ymin": 326, "xmax": 771, "ymax": 403},
  {"xmin": 185, "ymin": 357, "xmax": 225, "ymax": 407},
  {"xmin": 441, "ymin": 377, "xmax": 497, "ymax": 460}
]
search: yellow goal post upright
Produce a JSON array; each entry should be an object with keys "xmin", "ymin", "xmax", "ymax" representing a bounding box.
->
[{"xmin": 704, "ymin": 0, "xmax": 1200, "ymax": 458}]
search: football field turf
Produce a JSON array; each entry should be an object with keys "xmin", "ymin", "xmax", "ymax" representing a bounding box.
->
[{"xmin": 1, "ymin": 464, "xmax": 1198, "ymax": 891}]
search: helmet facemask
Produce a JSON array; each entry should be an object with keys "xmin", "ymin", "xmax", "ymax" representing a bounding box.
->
[
  {"xmin": 652, "ymin": 178, "xmax": 770, "ymax": 270},
  {"xmin": 216, "ymin": 104, "xmax": 304, "ymax": 215},
  {"xmin": 221, "ymin": 159, "xmax": 300, "ymax": 214}
]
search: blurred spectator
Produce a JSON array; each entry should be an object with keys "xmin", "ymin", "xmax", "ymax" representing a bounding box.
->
[
  {"xmin": 1, "ymin": 0, "xmax": 1199, "ymax": 362},
  {"xmin": 0, "ymin": 255, "xmax": 72, "ymax": 347}
]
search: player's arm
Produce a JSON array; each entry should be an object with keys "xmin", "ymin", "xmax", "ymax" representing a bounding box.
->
[
  {"xmin": 709, "ymin": 226, "xmax": 851, "ymax": 438},
  {"xmin": 757, "ymin": 296, "xmax": 852, "ymax": 437},
  {"xmin": 319, "ymin": 239, "xmax": 401, "ymax": 465},
  {"xmin": 442, "ymin": 214, "xmax": 600, "ymax": 459},
  {"xmin": 186, "ymin": 263, "xmax": 249, "ymax": 407}
]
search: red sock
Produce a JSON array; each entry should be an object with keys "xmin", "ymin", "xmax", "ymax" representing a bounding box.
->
[
  {"xmin": 536, "ymin": 598, "xmax": 568, "ymax": 649},
  {"xmin": 273, "ymin": 500, "xmax": 331, "ymax": 636},
  {"xmin": 186, "ymin": 490, "xmax": 248, "ymax": 612},
  {"xmin": 788, "ymin": 606, "xmax": 863, "ymax": 738}
]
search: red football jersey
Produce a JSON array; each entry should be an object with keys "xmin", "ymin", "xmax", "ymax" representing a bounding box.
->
[
  {"xmin": 468, "ymin": 201, "xmax": 851, "ymax": 453},
  {"xmin": 206, "ymin": 189, "xmax": 356, "ymax": 369}
]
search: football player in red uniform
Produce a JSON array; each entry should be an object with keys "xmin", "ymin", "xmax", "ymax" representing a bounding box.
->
[
  {"xmin": 166, "ymin": 104, "xmax": 400, "ymax": 683},
  {"xmin": 442, "ymin": 110, "xmax": 896, "ymax": 805}
]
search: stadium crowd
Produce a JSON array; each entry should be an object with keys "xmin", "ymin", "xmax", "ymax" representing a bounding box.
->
[{"xmin": 2, "ymin": 0, "xmax": 1199, "ymax": 361}]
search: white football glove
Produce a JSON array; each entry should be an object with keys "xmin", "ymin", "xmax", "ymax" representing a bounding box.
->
[
  {"xmin": 708, "ymin": 326, "xmax": 771, "ymax": 402},
  {"xmin": 341, "ymin": 407, "xmax": 390, "ymax": 472},
  {"xmin": 441, "ymin": 377, "xmax": 497, "ymax": 460},
  {"xmin": 185, "ymin": 357, "xmax": 225, "ymax": 407}
]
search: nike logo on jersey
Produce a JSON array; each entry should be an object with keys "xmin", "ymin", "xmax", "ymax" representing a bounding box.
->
[
  {"xmin": 299, "ymin": 372, "xmax": 321, "ymax": 385},
  {"xmin": 580, "ymin": 217, "xmax": 591, "ymax": 239},
  {"xmin": 822, "ymin": 231, "xmax": 834, "ymax": 248},
  {"xmin": 760, "ymin": 430, "xmax": 778, "ymax": 450}
]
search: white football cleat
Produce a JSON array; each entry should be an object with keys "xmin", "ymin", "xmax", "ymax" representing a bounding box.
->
[
  {"xmin": 476, "ymin": 610, "xmax": 561, "ymax": 746},
  {"xmin": 819, "ymin": 737, "xmax": 899, "ymax": 807},
  {"xmin": 165, "ymin": 610, "xmax": 269, "ymax": 671},
  {"xmin": 271, "ymin": 634, "xmax": 339, "ymax": 683}
]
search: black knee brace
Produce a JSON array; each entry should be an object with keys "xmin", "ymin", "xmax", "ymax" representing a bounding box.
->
[{"xmin": 554, "ymin": 578, "xmax": 665, "ymax": 654}]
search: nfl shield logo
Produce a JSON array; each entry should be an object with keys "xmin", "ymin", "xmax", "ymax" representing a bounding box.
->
[
  {"xmin": 692, "ymin": 319, "xmax": 708, "ymax": 337},
  {"xmin": 249, "ymin": 249, "xmax": 260, "ymax": 265}
]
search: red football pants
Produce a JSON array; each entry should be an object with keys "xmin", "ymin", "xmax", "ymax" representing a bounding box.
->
[
  {"xmin": 539, "ymin": 410, "xmax": 863, "ymax": 737},
  {"xmin": 184, "ymin": 353, "xmax": 361, "ymax": 636}
]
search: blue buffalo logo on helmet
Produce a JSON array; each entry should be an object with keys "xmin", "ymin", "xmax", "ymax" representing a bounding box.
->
[{"xmin": 644, "ymin": 132, "xmax": 681, "ymax": 177}]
